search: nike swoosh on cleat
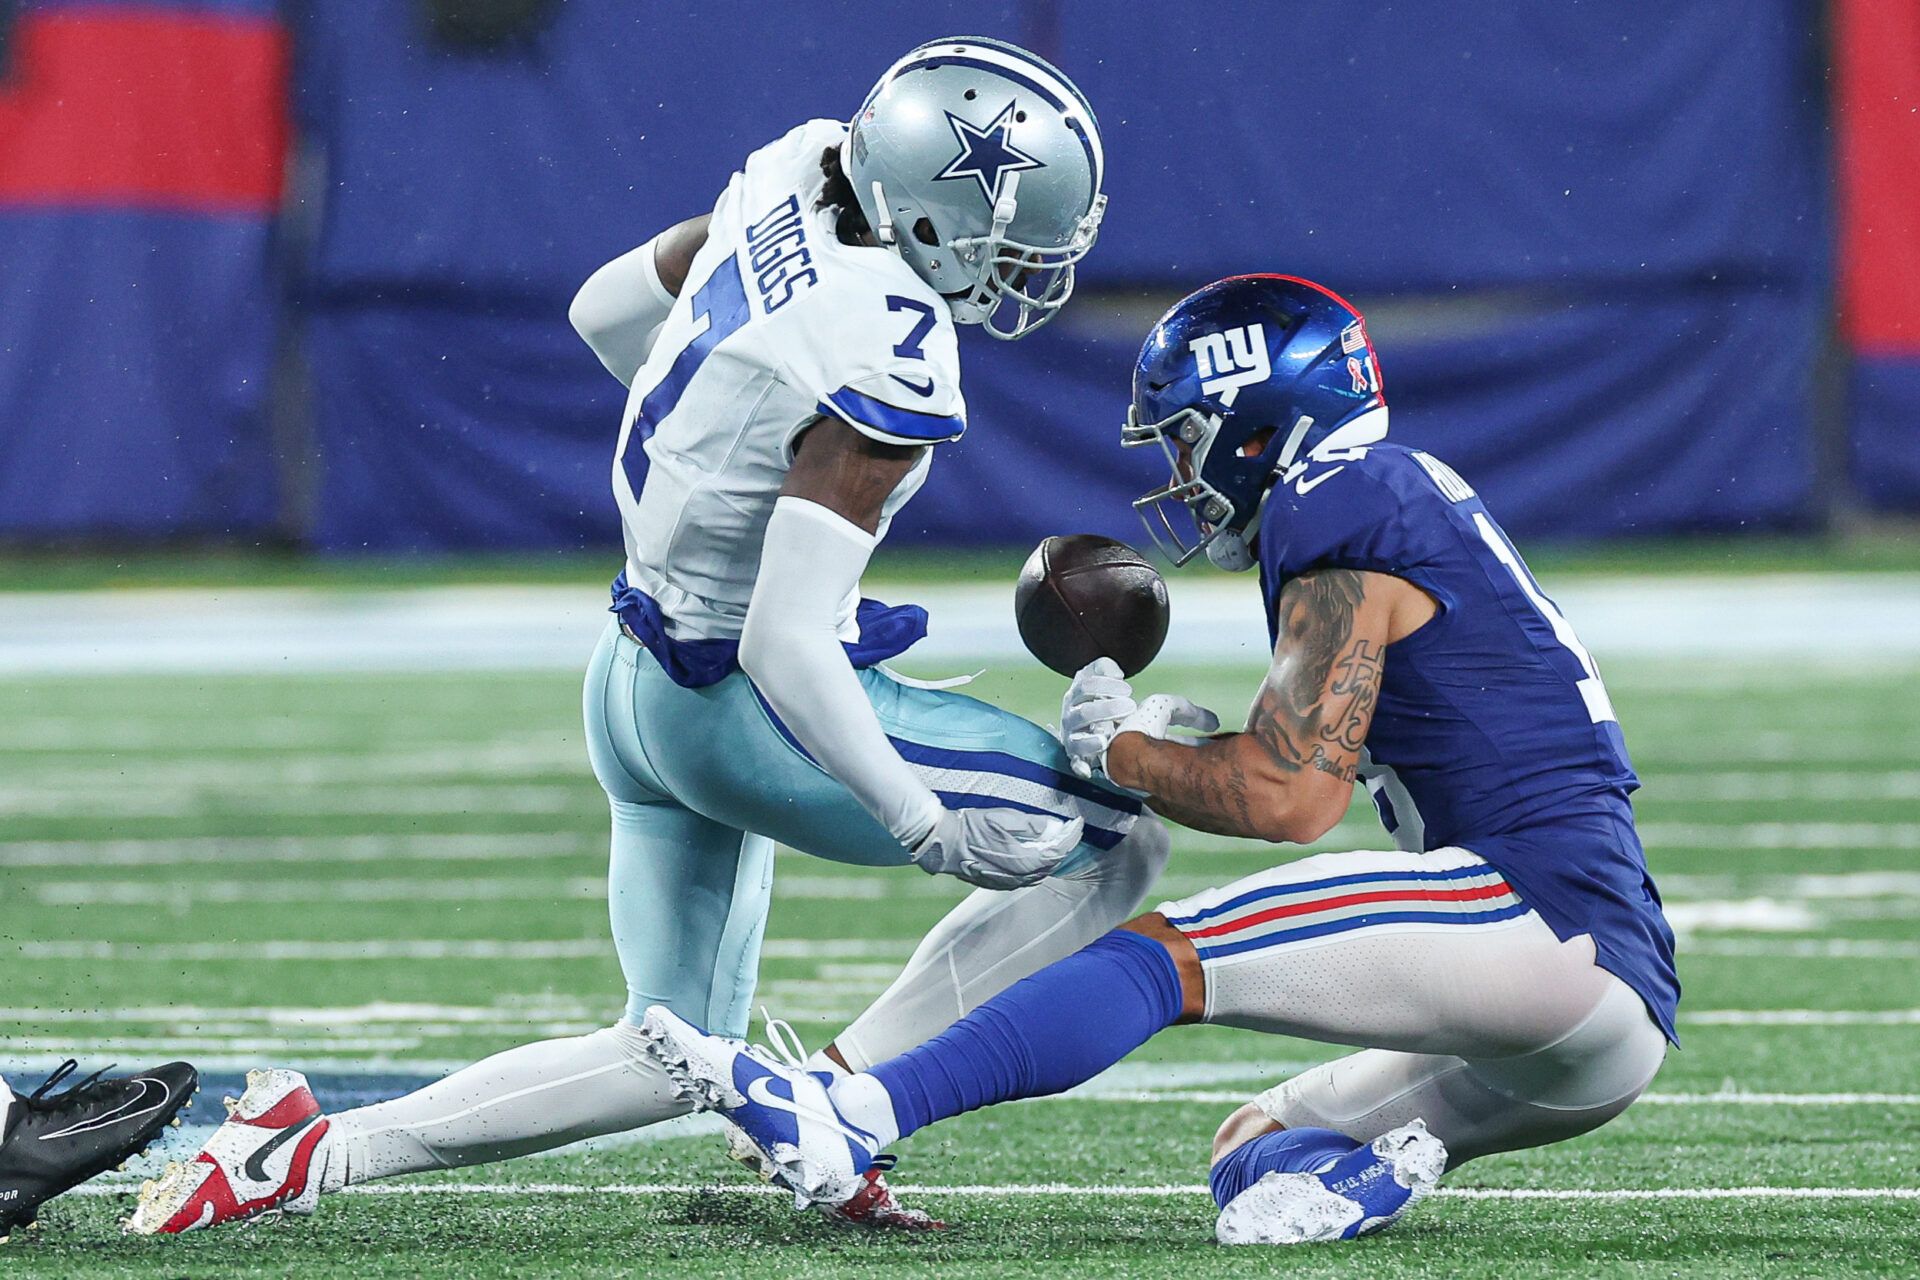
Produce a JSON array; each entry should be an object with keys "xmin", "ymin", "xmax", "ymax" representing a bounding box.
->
[
  {"xmin": 744, "ymin": 1077, "xmax": 877, "ymax": 1150},
  {"xmin": 38, "ymin": 1078, "xmax": 170, "ymax": 1140},
  {"xmin": 888, "ymin": 374, "xmax": 936, "ymax": 397},
  {"xmin": 241, "ymin": 1113, "xmax": 319, "ymax": 1185}
]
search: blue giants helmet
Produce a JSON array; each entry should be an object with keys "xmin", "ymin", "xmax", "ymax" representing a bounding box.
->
[{"xmin": 1124, "ymin": 275, "xmax": 1389, "ymax": 571}]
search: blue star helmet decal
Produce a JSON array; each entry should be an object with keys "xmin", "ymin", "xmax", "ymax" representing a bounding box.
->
[{"xmin": 933, "ymin": 101, "xmax": 1045, "ymax": 204}]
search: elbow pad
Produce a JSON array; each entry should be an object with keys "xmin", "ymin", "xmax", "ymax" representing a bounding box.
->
[{"xmin": 569, "ymin": 234, "xmax": 678, "ymax": 385}]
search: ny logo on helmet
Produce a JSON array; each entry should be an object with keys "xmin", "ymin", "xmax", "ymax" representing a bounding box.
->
[{"xmin": 1190, "ymin": 325, "xmax": 1270, "ymax": 408}]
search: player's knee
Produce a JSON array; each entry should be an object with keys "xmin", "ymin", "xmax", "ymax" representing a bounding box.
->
[
  {"xmin": 1211, "ymin": 1101, "xmax": 1279, "ymax": 1164},
  {"xmin": 1118, "ymin": 912, "xmax": 1206, "ymax": 1022}
]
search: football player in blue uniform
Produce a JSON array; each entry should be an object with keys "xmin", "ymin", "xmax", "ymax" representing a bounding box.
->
[{"xmin": 639, "ymin": 275, "xmax": 1679, "ymax": 1246}]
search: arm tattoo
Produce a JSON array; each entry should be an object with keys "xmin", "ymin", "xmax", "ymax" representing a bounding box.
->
[
  {"xmin": 1119, "ymin": 738, "xmax": 1258, "ymax": 839},
  {"xmin": 1106, "ymin": 568, "xmax": 1387, "ymax": 841},
  {"xmin": 1245, "ymin": 570, "xmax": 1380, "ymax": 780}
]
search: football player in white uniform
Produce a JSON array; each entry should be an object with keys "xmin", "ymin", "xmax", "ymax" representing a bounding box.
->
[{"xmin": 132, "ymin": 37, "xmax": 1171, "ymax": 1235}]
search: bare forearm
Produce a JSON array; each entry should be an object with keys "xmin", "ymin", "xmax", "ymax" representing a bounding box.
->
[{"xmin": 1109, "ymin": 733, "xmax": 1267, "ymax": 839}]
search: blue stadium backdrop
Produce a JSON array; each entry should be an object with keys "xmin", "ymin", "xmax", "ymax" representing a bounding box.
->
[{"xmin": 0, "ymin": 0, "xmax": 1863, "ymax": 548}]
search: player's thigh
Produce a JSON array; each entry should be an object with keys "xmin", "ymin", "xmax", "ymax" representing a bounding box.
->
[
  {"xmin": 1258, "ymin": 977, "xmax": 1666, "ymax": 1168},
  {"xmin": 606, "ymin": 795, "xmax": 774, "ymax": 1038},
  {"xmin": 855, "ymin": 669, "xmax": 1148, "ymax": 878},
  {"xmin": 583, "ymin": 621, "xmax": 671, "ymax": 804},
  {"xmin": 624, "ymin": 649, "xmax": 1145, "ymax": 873},
  {"xmin": 1157, "ymin": 846, "xmax": 1617, "ymax": 1058}
]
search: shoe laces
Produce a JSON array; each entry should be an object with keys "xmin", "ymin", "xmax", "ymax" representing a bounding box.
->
[
  {"xmin": 22, "ymin": 1059, "xmax": 117, "ymax": 1115},
  {"xmin": 756, "ymin": 1006, "xmax": 812, "ymax": 1072}
]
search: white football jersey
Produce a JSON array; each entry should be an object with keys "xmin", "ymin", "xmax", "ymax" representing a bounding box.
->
[{"xmin": 612, "ymin": 119, "xmax": 967, "ymax": 642}]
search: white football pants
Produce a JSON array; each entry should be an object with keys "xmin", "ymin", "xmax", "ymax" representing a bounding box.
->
[
  {"xmin": 1157, "ymin": 846, "xmax": 1668, "ymax": 1169},
  {"xmin": 318, "ymin": 813, "xmax": 1169, "ymax": 1186}
]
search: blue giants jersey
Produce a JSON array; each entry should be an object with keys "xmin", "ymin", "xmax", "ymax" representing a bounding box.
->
[{"xmin": 1256, "ymin": 443, "xmax": 1678, "ymax": 1040}]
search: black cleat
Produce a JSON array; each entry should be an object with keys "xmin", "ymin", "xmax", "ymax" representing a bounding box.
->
[{"xmin": 0, "ymin": 1060, "xmax": 198, "ymax": 1241}]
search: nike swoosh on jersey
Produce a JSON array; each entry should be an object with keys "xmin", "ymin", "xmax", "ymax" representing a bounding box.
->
[
  {"xmin": 241, "ymin": 1112, "xmax": 320, "ymax": 1185},
  {"xmin": 743, "ymin": 1075, "xmax": 877, "ymax": 1150},
  {"xmin": 1294, "ymin": 466, "xmax": 1347, "ymax": 496},
  {"xmin": 888, "ymin": 374, "xmax": 936, "ymax": 397},
  {"xmin": 38, "ymin": 1077, "xmax": 170, "ymax": 1140}
]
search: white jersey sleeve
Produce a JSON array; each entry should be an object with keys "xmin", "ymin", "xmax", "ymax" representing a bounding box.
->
[{"xmin": 772, "ymin": 268, "xmax": 967, "ymax": 448}]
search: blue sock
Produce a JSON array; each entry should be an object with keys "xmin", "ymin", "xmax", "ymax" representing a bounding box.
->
[
  {"xmin": 1209, "ymin": 1128, "xmax": 1362, "ymax": 1208},
  {"xmin": 870, "ymin": 929, "xmax": 1184, "ymax": 1140}
]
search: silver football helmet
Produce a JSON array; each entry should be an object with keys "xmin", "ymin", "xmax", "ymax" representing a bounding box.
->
[{"xmin": 844, "ymin": 37, "xmax": 1107, "ymax": 340}]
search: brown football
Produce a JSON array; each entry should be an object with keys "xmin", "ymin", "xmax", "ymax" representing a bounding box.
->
[{"xmin": 1014, "ymin": 534, "xmax": 1170, "ymax": 678}]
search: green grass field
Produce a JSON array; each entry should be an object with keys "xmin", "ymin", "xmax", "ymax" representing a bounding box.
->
[{"xmin": 3, "ymin": 635, "xmax": 1919, "ymax": 1276}]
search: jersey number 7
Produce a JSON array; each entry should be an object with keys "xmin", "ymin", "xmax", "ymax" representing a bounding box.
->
[{"xmin": 618, "ymin": 255, "xmax": 752, "ymax": 496}]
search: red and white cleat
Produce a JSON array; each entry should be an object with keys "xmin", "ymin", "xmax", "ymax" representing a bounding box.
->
[
  {"xmin": 124, "ymin": 1069, "xmax": 330, "ymax": 1235},
  {"xmin": 827, "ymin": 1157, "xmax": 944, "ymax": 1231},
  {"xmin": 724, "ymin": 1127, "xmax": 941, "ymax": 1231}
]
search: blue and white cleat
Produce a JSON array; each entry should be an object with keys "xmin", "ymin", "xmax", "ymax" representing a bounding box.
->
[
  {"xmin": 636, "ymin": 1006, "xmax": 879, "ymax": 1208},
  {"xmin": 1214, "ymin": 1120, "xmax": 1447, "ymax": 1246}
]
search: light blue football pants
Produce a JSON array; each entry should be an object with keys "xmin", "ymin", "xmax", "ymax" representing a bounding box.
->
[{"xmin": 581, "ymin": 621, "xmax": 1159, "ymax": 1044}]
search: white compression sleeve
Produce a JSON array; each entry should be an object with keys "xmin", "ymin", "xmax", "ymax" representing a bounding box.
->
[
  {"xmin": 568, "ymin": 235, "xmax": 677, "ymax": 386},
  {"xmin": 740, "ymin": 497, "xmax": 944, "ymax": 848}
]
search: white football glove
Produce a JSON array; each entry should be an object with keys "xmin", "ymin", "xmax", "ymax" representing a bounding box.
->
[
  {"xmin": 1099, "ymin": 693, "xmax": 1222, "ymax": 781},
  {"xmin": 909, "ymin": 805, "xmax": 1086, "ymax": 890},
  {"xmin": 1061, "ymin": 657, "xmax": 1138, "ymax": 781}
]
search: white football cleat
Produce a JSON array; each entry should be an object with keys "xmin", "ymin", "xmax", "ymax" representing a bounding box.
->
[
  {"xmin": 125, "ymin": 1068, "xmax": 330, "ymax": 1234},
  {"xmin": 1215, "ymin": 1120, "xmax": 1448, "ymax": 1246},
  {"xmin": 636, "ymin": 1005, "xmax": 874, "ymax": 1208}
]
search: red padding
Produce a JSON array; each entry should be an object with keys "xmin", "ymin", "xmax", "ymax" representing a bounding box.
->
[
  {"xmin": 1837, "ymin": 0, "xmax": 1920, "ymax": 354},
  {"xmin": 0, "ymin": 9, "xmax": 287, "ymax": 212}
]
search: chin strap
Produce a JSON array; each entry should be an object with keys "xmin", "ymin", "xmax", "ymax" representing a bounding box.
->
[{"xmin": 868, "ymin": 180, "xmax": 897, "ymax": 246}]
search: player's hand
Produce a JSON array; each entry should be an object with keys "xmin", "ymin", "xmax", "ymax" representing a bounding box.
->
[
  {"xmin": 1105, "ymin": 693, "xmax": 1222, "ymax": 780},
  {"xmin": 909, "ymin": 806, "xmax": 1086, "ymax": 890},
  {"xmin": 1060, "ymin": 658, "xmax": 1137, "ymax": 781}
]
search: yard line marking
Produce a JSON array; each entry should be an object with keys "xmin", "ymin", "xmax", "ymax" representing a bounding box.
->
[
  {"xmin": 6, "ymin": 937, "xmax": 918, "ymax": 961},
  {"xmin": 1661, "ymin": 899, "xmax": 1822, "ymax": 932},
  {"xmin": 0, "ymin": 833, "xmax": 601, "ymax": 868},
  {"xmin": 0, "ymin": 742, "xmax": 586, "ymax": 789},
  {"xmin": 1652, "ymin": 771, "xmax": 1920, "ymax": 802},
  {"xmin": 1681, "ymin": 1009, "xmax": 1920, "ymax": 1026},
  {"xmin": 1629, "ymin": 821, "xmax": 1920, "ymax": 850},
  {"xmin": 1069, "ymin": 1089, "xmax": 1920, "ymax": 1106},
  {"xmin": 0, "ymin": 1000, "xmax": 608, "ymax": 1024},
  {"xmin": 1683, "ymin": 938, "xmax": 1920, "ymax": 960},
  {"xmin": 62, "ymin": 1181, "xmax": 1920, "ymax": 1200},
  {"xmin": 1659, "ymin": 871, "xmax": 1920, "ymax": 897},
  {"xmin": 26, "ymin": 873, "xmax": 958, "ymax": 907},
  {"xmin": 29, "ymin": 876, "xmax": 611, "ymax": 906},
  {"xmin": 0, "ymin": 783, "xmax": 589, "ymax": 818}
]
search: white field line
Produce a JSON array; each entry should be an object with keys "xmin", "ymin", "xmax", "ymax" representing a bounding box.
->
[
  {"xmin": 0, "ymin": 1001, "xmax": 607, "ymax": 1024},
  {"xmin": 0, "ymin": 743, "xmax": 586, "ymax": 789},
  {"xmin": 1651, "ymin": 771, "xmax": 1920, "ymax": 802},
  {"xmin": 0, "ymin": 783, "xmax": 590, "ymax": 817},
  {"xmin": 6, "ymin": 937, "xmax": 917, "ymax": 962},
  {"xmin": 12, "ymin": 933, "xmax": 1914, "ymax": 966},
  {"xmin": 6, "ymin": 821, "xmax": 1919, "ymax": 869},
  {"xmin": 1052, "ymin": 1090, "xmax": 1920, "ymax": 1106},
  {"xmin": 1657, "ymin": 871, "xmax": 1920, "ymax": 897},
  {"xmin": 0, "ymin": 833, "xmax": 603, "ymax": 868},
  {"xmin": 1684, "ymin": 938, "xmax": 1920, "ymax": 960},
  {"xmin": 30, "ymin": 877, "xmax": 610, "ymax": 906},
  {"xmin": 60, "ymin": 1180, "xmax": 1920, "ymax": 1201},
  {"xmin": 25, "ymin": 873, "xmax": 962, "ymax": 907},
  {"xmin": 1681, "ymin": 1009, "xmax": 1920, "ymax": 1026},
  {"xmin": 1661, "ymin": 900, "xmax": 1821, "ymax": 932}
]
